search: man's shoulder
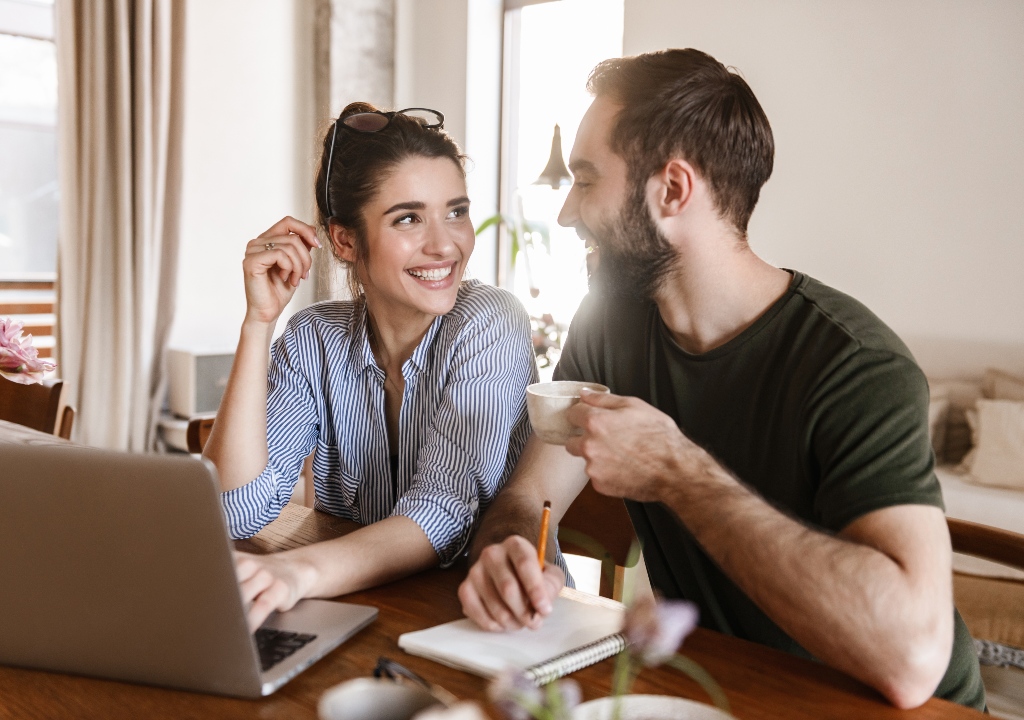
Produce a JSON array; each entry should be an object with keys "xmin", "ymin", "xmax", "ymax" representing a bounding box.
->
[{"xmin": 789, "ymin": 272, "xmax": 915, "ymax": 363}]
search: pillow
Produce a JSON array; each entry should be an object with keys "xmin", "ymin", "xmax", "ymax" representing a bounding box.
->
[
  {"xmin": 927, "ymin": 396, "xmax": 949, "ymax": 463},
  {"xmin": 929, "ymin": 379, "xmax": 982, "ymax": 464},
  {"xmin": 983, "ymin": 368, "xmax": 1024, "ymax": 402},
  {"xmin": 963, "ymin": 399, "xmax": 1024, "ymax": 489}
]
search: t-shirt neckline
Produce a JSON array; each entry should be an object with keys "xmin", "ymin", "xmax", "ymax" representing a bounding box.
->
[{"xmin": 657, "ymin": 270, "xmax": 806, "ymax": 361}]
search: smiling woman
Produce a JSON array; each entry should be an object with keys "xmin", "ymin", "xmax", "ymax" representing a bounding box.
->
[{"xmin": 201, "ymin": 102, "xmax": 538, "ymax": 631}]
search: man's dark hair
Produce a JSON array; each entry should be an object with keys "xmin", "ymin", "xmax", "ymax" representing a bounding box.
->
[{"xmin": 588, "ymin": 49, "xmax": 774, "ymax": 236}]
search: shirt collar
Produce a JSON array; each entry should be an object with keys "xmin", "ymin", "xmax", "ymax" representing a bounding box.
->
[{"xmin": 346, "ymin": 298, "xmax": 444, "ymax": 377}]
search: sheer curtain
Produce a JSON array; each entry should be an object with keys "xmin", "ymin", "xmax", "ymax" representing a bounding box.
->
[{"xmin": 55, "ymin": 0, "xmax": 185, "ymax": 450}]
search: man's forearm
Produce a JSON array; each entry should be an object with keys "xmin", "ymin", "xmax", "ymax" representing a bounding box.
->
[{"xmin": 662, "ymin": 451, "xmax": 953, "ymax": 708}]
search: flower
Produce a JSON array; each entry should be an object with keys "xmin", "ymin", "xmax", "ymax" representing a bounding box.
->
[
  {"xmin": 489, "ymin": 668, "xmax": 581, "ymax": 720},
  {"xmin": 0, "ymin": 318, "xmax": 56, "ymax": 385},
  {"xmin": 622, "ymin": 594, "xmax": 699, "ymax": 666}
]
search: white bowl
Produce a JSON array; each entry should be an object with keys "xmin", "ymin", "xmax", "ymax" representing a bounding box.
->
[{"xmin": 572, "ymin": 694, "xmax": 733, "ymax": 720}]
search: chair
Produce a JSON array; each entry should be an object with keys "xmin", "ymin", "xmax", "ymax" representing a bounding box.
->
[
  {"xmin": 948, "ymin": 517, "xmax": 1024, "ymax": 719},
  {"xmin": 186, "ymin": 414, "xmax": 316, "ymax": 508},
  {"xmin": 0, "ymin": 378, "xmax": 63, "ymax": 435},
  {"xmin": 557, "ymin": 481, "xmax": 639, "ymax": 599},
  {"xmin": 186, "ymin": 415, "xmax": 216, "ymax": 454}
]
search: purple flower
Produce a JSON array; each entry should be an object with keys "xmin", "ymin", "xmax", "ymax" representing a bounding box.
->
[
  {"xmin": 623, "ymin": 595, "xmax": 699, "ymax": 667},
  {"xmin": 487, "ymin": 669, "xmax": 580, "ymax": 720},
  {"xmin": 0, "ymin": 317, "xmax": 55, "ymax": 385},
  {"xmin": 488, "ymin": 669, "xmax": 543, "ymax": 720}
]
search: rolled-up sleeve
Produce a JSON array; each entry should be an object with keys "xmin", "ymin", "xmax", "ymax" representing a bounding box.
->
[
  {"xmin": 392, "ymin": 296, "xmax": 537, "ymax": 565},
  {"xmin": 220, "ymin": 322, "xmax": 319, "ymax": 539}
]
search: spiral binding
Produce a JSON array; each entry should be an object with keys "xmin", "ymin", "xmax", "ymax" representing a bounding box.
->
[{"xmin": 524, "ymin": 633, "xmax": 627, "ymax": 686}]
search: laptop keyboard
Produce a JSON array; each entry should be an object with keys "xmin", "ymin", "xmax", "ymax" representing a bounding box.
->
[{"xmin": 255, "ymin": 628, "xmax": 318, "ymax": 672}]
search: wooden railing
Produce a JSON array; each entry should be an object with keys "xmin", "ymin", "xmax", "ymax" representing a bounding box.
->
[{"xmin": 0, "ymin": 277, "xmax": 57, "ymax": 359}]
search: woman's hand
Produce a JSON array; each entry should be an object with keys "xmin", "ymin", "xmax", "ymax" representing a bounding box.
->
[
  {"xmin": 242, "ymin": 217, "xmax": 321, "ymax": 325},
  {"xmin": 234, "ymin": 550, "xmax": 318, "ymax": 631}
]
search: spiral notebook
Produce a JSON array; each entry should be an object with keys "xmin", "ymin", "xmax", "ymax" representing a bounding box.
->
[{"xmin": 398, "ymin": 587, "xmax": 625, "ymax": 685}]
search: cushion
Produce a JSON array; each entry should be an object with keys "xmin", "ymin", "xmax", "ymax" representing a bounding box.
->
[
  {"xmin": 984, "ymin": 368, "xmax": 1024, "ymax": 402},
  {"xmin": 964, "ymin": 400, "xmax": 1024, "ymax": 490},
  {"xmin": 929, "ymin": 379, "xmax": 982, "ymax": 464},
  {"xmin": 954, "ymin": 573, "xmax": 1024, "ymax": 650},
  {"xmin": 928, "ymin": 395, "xmax": 950, "ymax": 463}
]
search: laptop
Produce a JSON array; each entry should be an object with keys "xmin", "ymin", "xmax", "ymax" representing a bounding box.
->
[{"xmin": 0, "ymin": 442, "xmax": 377, "ymax": 698}]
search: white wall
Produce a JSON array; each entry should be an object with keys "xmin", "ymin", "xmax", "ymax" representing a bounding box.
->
[
  {"xmin": 170, "ymin": 0, "xmax": 316, "ymax": 353},
  {"xmin": 395, "ymin": 0, "xmax": 502, "ymax": 285},
  {"xmin": 623, "ymin": 0, "xmax": 1024, "ymax": 377}
]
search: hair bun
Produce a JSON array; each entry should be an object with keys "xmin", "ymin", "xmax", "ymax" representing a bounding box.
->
[{"xmin": 341, "ymin": 101, "xmax": 380, "ymax": 117}]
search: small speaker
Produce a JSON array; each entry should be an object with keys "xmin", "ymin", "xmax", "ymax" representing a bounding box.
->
[{"xmin": 167, "ymin": 348, "xmax": 234, "ymax": 418}]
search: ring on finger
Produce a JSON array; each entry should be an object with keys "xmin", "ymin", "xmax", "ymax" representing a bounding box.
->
[{"xmin": 264, "ymin": 242, "xmax": 276, "ymax": 251}]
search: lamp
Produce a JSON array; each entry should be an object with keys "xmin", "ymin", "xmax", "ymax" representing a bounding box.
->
[{"xmin": 534, "ymin": 124, "xmax": 572, "ymax": 190}]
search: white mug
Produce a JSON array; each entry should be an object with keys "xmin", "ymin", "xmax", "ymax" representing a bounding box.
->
[
  {"xmin": 526, "ymin": 381, "xmax": 610, "ymax": 445},
  {"xmin": 318, "ymin": 678, "xmax": 444, "ymax": 720}
]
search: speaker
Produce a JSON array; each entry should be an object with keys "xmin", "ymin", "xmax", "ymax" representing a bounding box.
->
[{"xmin": 167, "ymin": 349, "xmax": 234, "ymax": 418}]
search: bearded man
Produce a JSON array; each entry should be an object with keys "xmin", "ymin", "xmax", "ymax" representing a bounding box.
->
[{"xmin": 457, "ymin": 48, "xmax": 985, "ymax": 711}]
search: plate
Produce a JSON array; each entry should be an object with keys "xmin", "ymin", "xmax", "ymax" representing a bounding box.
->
[{"xmin": 572, "ymin": 694, "xmax": 733, "ymax": 720}]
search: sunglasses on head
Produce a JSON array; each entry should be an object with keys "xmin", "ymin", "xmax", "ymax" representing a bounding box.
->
[{"xmin": 323, "ymin": 108, "xmax": 445, "ymax": 219}]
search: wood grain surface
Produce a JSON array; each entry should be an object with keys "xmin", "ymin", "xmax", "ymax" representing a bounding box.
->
[{"xmin": 0, "ymin": 423, "xmax": 990, "ymax": 719}]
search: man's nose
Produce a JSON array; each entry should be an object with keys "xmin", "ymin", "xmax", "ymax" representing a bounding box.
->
[{"xmin": 557, "ymin": 185, "xmax": 579, "ymax": 228}]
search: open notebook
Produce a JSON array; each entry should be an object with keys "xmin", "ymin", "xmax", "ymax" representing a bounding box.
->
[{"xmin": 398, "ymin": 588, "xmax": 625, "ymax": 685}]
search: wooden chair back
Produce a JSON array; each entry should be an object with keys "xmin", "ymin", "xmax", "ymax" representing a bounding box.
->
[
  {"xmin": 557, "ymin": 481, "xmax": 638, "ymax": 598},
  {"xmin": 186, "ymin": 416, "xmax": 216, "ymax": 454},
  {"xmin": 947, "ymin": 517, "xmax": 1024, "ymax": 571},
  {"xmin": 0, "ymin": 379, "xmax": 63, "ymax": 435}
]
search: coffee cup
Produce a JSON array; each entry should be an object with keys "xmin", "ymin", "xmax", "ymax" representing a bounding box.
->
[
  {"xmin": 526, "ymin": 381, "xmax": 610, "ymax": 445},
  {"xmin": 319, "ymin": 678, "xmax": 444, "ymax": 720}
]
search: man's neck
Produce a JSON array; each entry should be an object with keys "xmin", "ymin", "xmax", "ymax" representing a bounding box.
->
[{"xmin": 654, "ymin": 232, "xmax": 791, "ymax": 355}]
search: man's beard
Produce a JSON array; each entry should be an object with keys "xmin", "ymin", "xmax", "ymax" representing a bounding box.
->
[{"xmin": 591, "ymin": 183, "xmax": 677, "ymax": 302}]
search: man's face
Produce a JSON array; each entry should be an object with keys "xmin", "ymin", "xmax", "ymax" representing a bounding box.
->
[{"xmin": 558, "ymin": 96, "xmax": 677, "ymax": 300}]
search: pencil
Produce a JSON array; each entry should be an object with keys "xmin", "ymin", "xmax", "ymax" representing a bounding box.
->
[{"xmin": 537, "ymin": 500, "xmax": 551, "ymax": 569}]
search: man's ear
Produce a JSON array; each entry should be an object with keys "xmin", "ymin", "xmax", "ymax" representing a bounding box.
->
[
  {"xmin": 329, "ymin": 224, "xmax": 358, "ymax": 264},
  {"xmin": 652, "ymin": 158, "xmax": 696, "ymax": 218}
]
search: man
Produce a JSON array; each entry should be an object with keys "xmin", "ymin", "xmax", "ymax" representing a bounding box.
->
[{"xmin": 458, "ymin": 49, "xmax": 984, "ymax": 710}]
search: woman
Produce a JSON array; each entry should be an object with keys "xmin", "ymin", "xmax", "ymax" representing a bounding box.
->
[{"xmin": 203, "ymin": 103, "xmax": 536, "ymax": 630}]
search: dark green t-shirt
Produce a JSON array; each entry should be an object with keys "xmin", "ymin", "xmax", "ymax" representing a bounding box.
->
[{"xmin": 553, "ymin": 271, "xmax": 984, "ymax": 710}]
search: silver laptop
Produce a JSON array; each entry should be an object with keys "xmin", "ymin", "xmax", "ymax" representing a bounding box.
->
[{"xmin": 0, "ymin": 443, "xmax": 377, "ymax": 697}]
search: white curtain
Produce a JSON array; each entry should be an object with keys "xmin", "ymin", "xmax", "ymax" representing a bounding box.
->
[{"xmin": 55, "ymin": 0, "xmax": 185, "ymax": 450}]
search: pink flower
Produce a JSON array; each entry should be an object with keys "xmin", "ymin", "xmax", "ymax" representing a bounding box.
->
[
  {"xmin": 0, "ymin": 317, "xmax": 56, "ymax": 385},
  {"xmin": 623, "ymin": 595, "xmax": 699, "ymax": 667}
]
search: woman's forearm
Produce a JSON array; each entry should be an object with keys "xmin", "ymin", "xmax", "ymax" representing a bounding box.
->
[
  {"xmin": 203, "ymin": 318, "xmax": 277, "ymax": 491},
  {"xmin": 290, "ymin": 516, "xmax": 439, "ymax": 598}
]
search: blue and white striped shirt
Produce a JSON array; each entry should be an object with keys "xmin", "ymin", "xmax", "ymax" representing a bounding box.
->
[{"xmin": 220, "ymin": 280, "xmax": 538, "ymax": 565}]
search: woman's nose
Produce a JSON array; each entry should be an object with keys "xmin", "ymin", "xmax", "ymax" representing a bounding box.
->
[{"xmin": 423, "ymin": 221, "xmax": 456, "ymax": 255}]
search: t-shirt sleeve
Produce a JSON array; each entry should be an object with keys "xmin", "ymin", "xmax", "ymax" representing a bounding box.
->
[
  {"xmin": 391, "ymin": 295, "xmax": 537, "ymax": 566},
  {"xmin": 219, "ymin": 321, "xmax": 319, "ymax": 539},
  {"xmin": 806, "ymin": 348, "xmax": 943, "ymax": 532},
  {"xmin": 553, "ymin": 291, "xmax": 605, "ymax": 384}
]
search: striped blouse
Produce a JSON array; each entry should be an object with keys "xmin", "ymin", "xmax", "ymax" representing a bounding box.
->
[{"xmin": 220, "ymin": 280, "xmax": 538, "ymax": 566}]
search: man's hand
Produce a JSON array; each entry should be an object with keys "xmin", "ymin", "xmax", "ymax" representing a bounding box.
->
[
  {"xmin": 458, "ymin": 535, "xmax": 565, "ymax": 632},
  {"xmin": 565, "ymin": 389, "xmax": 712, "ymax": 502},
  {"xmin": 234, "ymin": 551, "xmax": 317, "ymax": 632}
]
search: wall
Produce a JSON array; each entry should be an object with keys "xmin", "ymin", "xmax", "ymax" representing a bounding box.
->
[
  {"xmin": 395, "ymin": 0, "xmax": 503, "ymax": 285},
  {"xmin": 170, "ymin": 0, "xmax": 316, "ymax": 352},
  {"xmin": 623, "ymin": 0, "xmax": 1024, "ymax": 378}
]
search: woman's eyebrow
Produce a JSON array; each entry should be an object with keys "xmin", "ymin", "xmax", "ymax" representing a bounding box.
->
[
  {"xmin": 382, "ymin": 201, "xmax": 425, "ymax": 215},
  {"xmin": 447, "ymin": 196, "xmax": 470, "ymax": 207}
]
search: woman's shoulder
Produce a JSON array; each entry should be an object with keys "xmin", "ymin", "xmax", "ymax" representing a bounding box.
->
[
  {"xmin": 282, "ymin": 299, "xmax": 363, "ymax": 343},
  {"xmin": 448, "ymin": 279, "xmax": 528, "ymax": 324}
]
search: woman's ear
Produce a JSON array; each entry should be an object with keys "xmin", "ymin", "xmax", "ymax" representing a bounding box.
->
[{"xmin": 329, "ymin": 224, "xmax": 358, "ymax": 264}]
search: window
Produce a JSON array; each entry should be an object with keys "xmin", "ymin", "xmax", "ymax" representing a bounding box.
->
[
  {"xmin": 0, "ymin": 0, "xmax": 58, "ymax": 361},
  {"xmin": 501, "ymin": 0, "xmax": 623, "ymax": 379}
]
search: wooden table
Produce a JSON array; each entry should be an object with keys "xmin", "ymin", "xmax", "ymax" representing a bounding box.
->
[{"xmin": 0, "ymin": 420, "xmax": 987, "ymax": 719}]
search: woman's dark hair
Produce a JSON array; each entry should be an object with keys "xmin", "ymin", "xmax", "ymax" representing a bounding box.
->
[
  {"xmin": 314, "ymin": 102, "xmax": 467, "ymax": 295},
  {"xmin": 588, "ymin": 49, "xmax": 774, "ymax": 237}
]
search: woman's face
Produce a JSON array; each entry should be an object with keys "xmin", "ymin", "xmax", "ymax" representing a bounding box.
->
[{"xmin": 351, "ymin": 155, "xmax": 475, "ymax": 325}]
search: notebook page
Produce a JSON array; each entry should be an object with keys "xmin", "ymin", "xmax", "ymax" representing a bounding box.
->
[{"xmin": 398, "ymin": 588, "xmax": 624, "ymax": 679}]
